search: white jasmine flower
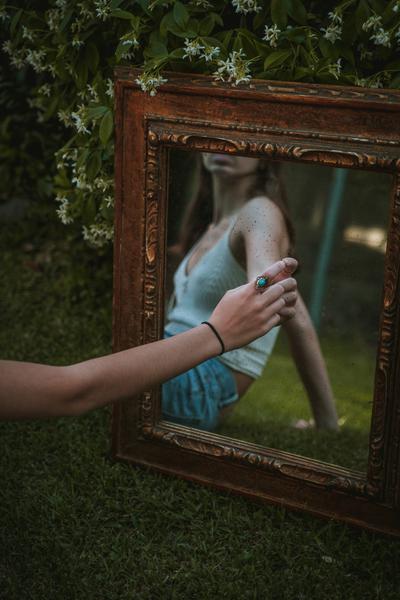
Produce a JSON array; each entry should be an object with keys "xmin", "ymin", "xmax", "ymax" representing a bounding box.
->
[
  {"xmin": 26, "ymin": 49, "xmax": 47, "ymax": 73},
  {"xmin": 202, "ymin": 45, "xmax": 220, "ymax": 62},
  {"xmin": 72, "ymin": 36, "xmax": 84, "ymax": 48},
  {"xmin": 82, "ymin": 223, "xmax": 114, "ymax": 247},
  {"xmin": 71, "ymin": 173, "xmax": 93, "ymax": 191},
  {"xmin": 263, "ymin": 24, "xmax": 281, "ymax": 48},
  {"xmin": 213, "ymin": 49, "xmax": 252, "ymax": 86},
  {"xmin": 38, "ymin": 84, "xmax": 51, "ymax": 97},
  {"xmin": 135, "ymin": 72, "xmax": 168, "ymax": 96},
  {"xmin": 10, "ymin": 50, "xmax": 26, "ymax": 70},
  {"xmin": 46, "ymin": 9, "xmax": 61, "ymax": 31},
  {"xmin": 47, "ymin": 64, "xmax": 57, "ymax": 78},
  {"xmin": 2, "ymin": 40, "xmax": 12, "ymax": 55},
  {"xmin": 87, "ymin": 84, "xmax": 99, "ymax": 102},
  {"xmin": 328, "ymin": 58, "xmax": 342, "ymax": 79},
  {"xmin": 0, "ymin": 8, "xmax": 8, "ymax": 21},
  {"xmin": 362, "ymin": 15, "xmax": 382, "ymax": 32},
  {"xmin": 359, "ymin": 45, "xmax": 373, "ymax": 60},
  {"xmin": 95, "ymin": 177, "xmax": 113, "ymax": 192},
  {"xmin": 106, "ymin": 78, "xmax": 114, "ymax": 99},
  {"xmin": 371, "ymin": 27, "xmax": 391, "ymax": 47},
  {"xmin": 394, "ymin": 1, "xmax": 400, "ymax": 13},
  {"xmin": 327, "ymin": 11, "xmax": 342, "ymax": 25},
  {"xmin": 77, "ymin": 2, "xmax": 94, "ymax": 19},
  {"xmin": 22, "ymin": 26, "xmax": 35, "ymax": 42},
  {"xmin": 190, "ymin": 0, "xmax": 213, "ymax": 8},
  {"xmin": 71, "ymin": 105, "xmax": 90, "ymax": 134},
  {"xmin": 95, "ymin": 0, "xmax": 112, "ymax": 21},
  {"xmin": 355, "ymin": 77, "xmax": 368, "ymax": 87},
  {"xmin": 103, "ymin": 195, "xmax": 114, "ymax": 209},
  {"xmin": 55, "ymin": 0, "xmax": 67, "ymax": 8},
  {"xmin": 183, "ymin": 38, "xmax": 205, "ymax": 60},
  {"xmin": 56, "ymin": 196, "xmax": 74, "ymax": 225},
  {"xmin": 121, "ymin": 37, "xmax": 139, "ymax": 48},
  {"xmin": 231, "ymin": 0, "xmax": 262, "ymax": 15},
  {"xmin": 120, "ymin": 49, "xmax": 136, "ymax": 60},
  {"xmin": 320, "ymin": 24, "xmax": 342, "ymax": 43}
]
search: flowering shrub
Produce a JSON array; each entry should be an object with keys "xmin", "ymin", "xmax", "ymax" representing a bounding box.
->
[{"xmin": 1, "ymin": 0, "xmax": 400, "ymax": 248}]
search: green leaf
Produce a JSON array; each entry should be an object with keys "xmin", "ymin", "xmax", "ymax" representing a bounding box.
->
[
  {"xmin": 173, "ymin": 2, "xmax": 190, "ymax": 29},
  {"xmin": 264, "ymin": 49, "xmax": 292, "ymax": 70},
  {"xmin": 389, "ymin": 73, "xmax": 400, "ymax": 88},
  {"xmin": 386, "ymin": 59, "xmax": 400, "ymax": 71},
  {"xmin": 85, "ymin": 43, "xmax": 99, "ymax": 74},
  {"xmin": 76, "ymin": 148, "xmax": 90, "ymax": 170},
  {"xmin": 83, "ymin": 195, "xmax": 97, "ymax": 222},
  {"xmin": 10, "ymin": 9, "xmax": 22, "ymax": 36},
  {"xmin": 111, "ymin": 8, "xmax": 137, "ymax": 19},
  {"xmin": 287, "ymin": 0, "xmax": 307, "ymax": 25},
  {"xmin": 86, "ymin": 151, "xmax": 102, "ymax": 179},
  {"xmin": 253, "ymin": 11, "xmax": 265, "ymax": 30},
  {"xmin": 99, "ymin": 111, "xmax": 113, "ymax": 145},
  {"xmin": 355, "ymin": 0, "xmax": 370, "ymax": 34},
  {"xmin": 75, "ymin": 61, "xmax": 88, "ymax": 88},
  {"xmin": 271, "ymin": 0, "xmax": 289, "ymax": 28},
  {"xmin": 146, "ymin": 40, "xmax": 168, "ymax": 58},
  {"xmin": 319, "ymin": 37, "xmax": 338, "ymax": 59},
  {"xmin": 284, "ymin": 26, "xmax": 306, "ymax": 43},
  {"xmin": 199, "ymin": 14, "xmax": 217, "ymax": 36},
  {"xmin": 59, "ymin": 8, "xmax": 74, "ymax": 32},
  {"xmin": 160, "ymin": 11, "xmax": 195, "ymax": 38},
  {"xmin": 86, "ymin": 106, "xmax": 108, "ymax": 120}
]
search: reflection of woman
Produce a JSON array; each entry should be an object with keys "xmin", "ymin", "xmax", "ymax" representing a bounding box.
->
[{"xmin": 162, "ymin": 153, "xmax": 339, "ymax": 431}]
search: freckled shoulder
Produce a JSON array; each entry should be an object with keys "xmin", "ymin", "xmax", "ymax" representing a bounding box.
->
[
  {"xmin": 229, "ymin": 195, "xmax": 290, "ymax": 266},
  {"xmin": 233, "ymin": 195, "xmax": 288, "ymax": 240}
]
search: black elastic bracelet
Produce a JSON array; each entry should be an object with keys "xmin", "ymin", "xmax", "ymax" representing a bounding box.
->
[{"xmin": 201, "ymin": 321, "xmax": 225, "ymax": 355}]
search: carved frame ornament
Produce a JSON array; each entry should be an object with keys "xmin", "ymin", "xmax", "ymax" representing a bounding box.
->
[{"xmin": 113, "ymin": 68, "xmax": 400, "ymax": 536}]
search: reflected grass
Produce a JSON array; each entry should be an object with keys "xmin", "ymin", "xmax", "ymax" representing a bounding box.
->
[{"xmin": 218, "ymin": 334, "xmax": 375, "ymax": 472}]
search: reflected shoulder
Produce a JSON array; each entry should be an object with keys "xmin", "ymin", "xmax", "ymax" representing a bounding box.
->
[{"xmin": 235, "ymin": 195, "xmax": 287, "ymax": 237}]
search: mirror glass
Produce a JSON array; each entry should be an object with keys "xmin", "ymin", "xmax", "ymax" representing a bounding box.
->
[{"xmin": 161, "ymin": 149, "xmax": 392, "ymax": 472}]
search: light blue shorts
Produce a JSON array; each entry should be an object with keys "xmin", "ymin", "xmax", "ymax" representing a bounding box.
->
[{"xmin": 161, "ymin": 329, "xmax": 239, "ymax": 431}]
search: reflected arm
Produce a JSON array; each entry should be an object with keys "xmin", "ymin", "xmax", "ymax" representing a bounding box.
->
[
  {"xmin": 282, "ymin": 294, "xmax": 339, "ymax": 430},
  {"xmin": 240, "ymin": 196, "xmax": 338, "ymax": 430}
]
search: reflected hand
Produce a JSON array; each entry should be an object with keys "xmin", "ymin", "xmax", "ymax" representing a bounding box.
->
[{"xmin": 208, "ymin": 258, "xmax": 298, "ymax": 352}]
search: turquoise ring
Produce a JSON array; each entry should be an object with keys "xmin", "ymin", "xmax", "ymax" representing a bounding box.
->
[{"xmin": 255, "ymin": 275, "xmax": 269, "ymax": 291}]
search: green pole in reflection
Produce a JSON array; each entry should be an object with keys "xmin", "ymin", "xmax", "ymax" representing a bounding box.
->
[{"xmin": 309, "ymin": 168, "xmax": 348, "ymax": 331}]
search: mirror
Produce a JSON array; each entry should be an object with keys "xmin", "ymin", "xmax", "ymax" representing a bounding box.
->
[
  {"xmin": 113, "ymin": 68, "xmax": 400, "ymax": 536},
  {"xmin": 162, "ymin": 149, "xmax": 392, "ymax": 472}
]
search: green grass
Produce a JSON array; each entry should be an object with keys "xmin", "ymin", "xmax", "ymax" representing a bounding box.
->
[
  {"xmin": 219, "ymin": 334, "xmax": 374, "ymax": 472},
  {"xmin": 1, "ymin": 213, "xmax": 400, "ymax": 600}
]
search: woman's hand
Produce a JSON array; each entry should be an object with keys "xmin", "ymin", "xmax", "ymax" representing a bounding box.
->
[{"xmin": 208, "ymin": 258, "xmax": 298, "ymax": 352}]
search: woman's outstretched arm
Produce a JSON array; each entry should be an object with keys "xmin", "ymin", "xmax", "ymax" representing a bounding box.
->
[{"xmin": 0, "ymin": 259, "xmax": 297, "ymax": 420}]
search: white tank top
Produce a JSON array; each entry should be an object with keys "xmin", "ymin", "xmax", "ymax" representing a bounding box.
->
[{"xmin": 166, "ymin": 220, "xmax": 280, "ymax": 379}]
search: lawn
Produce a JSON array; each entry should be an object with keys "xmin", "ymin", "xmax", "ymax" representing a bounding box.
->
[
  {"xmin": 219, "ymin": 332, "xmax": 374, "ymax": 472},
  {"xmin": 1, "ymin": 211, "xmax": 399, "ymax": 600}
]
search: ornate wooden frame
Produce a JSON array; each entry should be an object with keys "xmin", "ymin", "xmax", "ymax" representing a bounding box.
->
[{"xmin": 112, "ymin": 67, "xmax": 400, "ymax": 536}]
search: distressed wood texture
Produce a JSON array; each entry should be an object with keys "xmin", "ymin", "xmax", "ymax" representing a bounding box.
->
[{"xmin": 113, "ymin": 68, "xmax": 400, "ymax": 536}]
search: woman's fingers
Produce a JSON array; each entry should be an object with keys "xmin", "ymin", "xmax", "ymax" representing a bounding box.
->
[
  {"xmin": 261, "ymin": 278, "xmax": 297, "ymax": 324},
  {"xmin": 255, "ymin": 257, "xmax": 298, "ymax": 291}
]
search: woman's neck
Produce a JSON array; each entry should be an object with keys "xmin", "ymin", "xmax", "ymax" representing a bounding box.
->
[{"xmin": 211, "ymin": 172, "xmax": 257, "ymax": 224}]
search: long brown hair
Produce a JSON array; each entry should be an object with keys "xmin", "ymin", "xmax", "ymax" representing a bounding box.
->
[{"xmin": 177, "ymin": 153, "xmax": 295, "ymax": 256}]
